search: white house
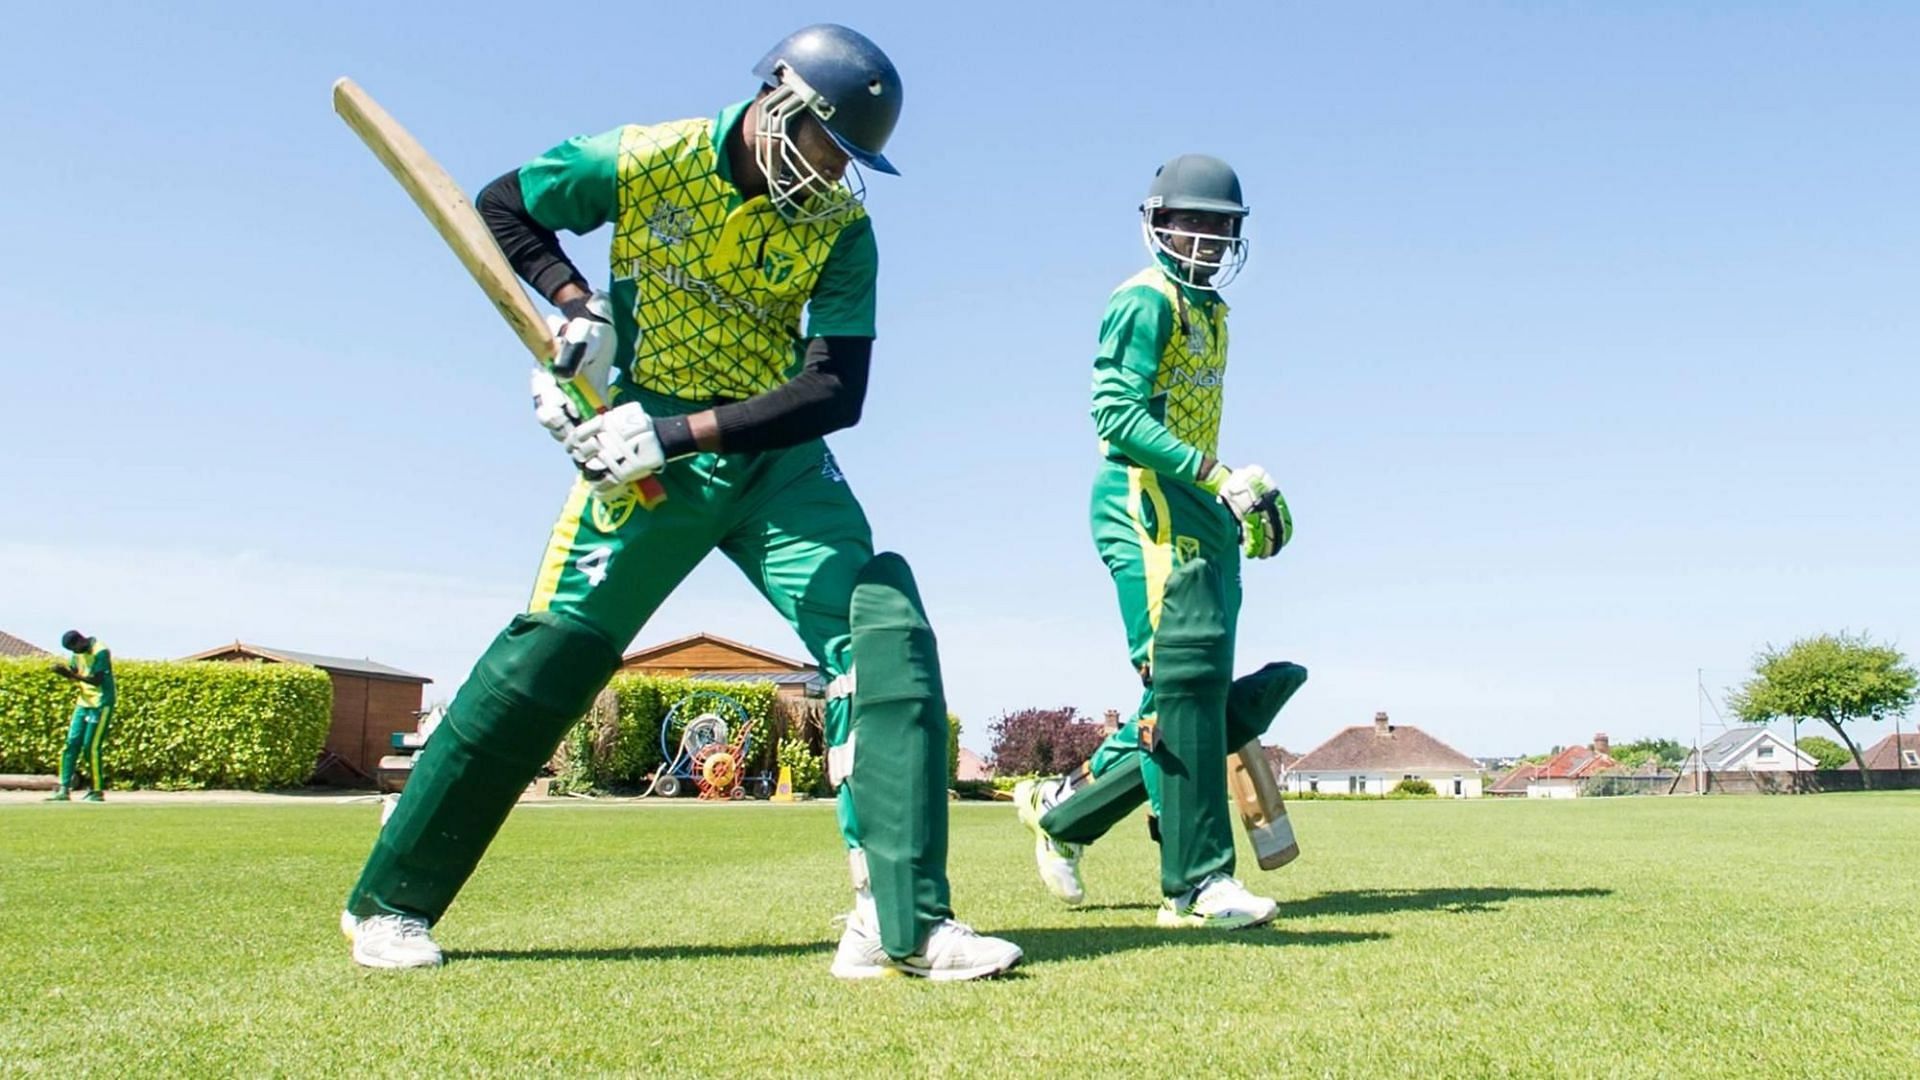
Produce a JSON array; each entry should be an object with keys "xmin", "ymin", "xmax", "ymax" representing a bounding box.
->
[
  {"xmin": 1678, "ymin": 727, "xmax": 1817, "ymax": 775},
  {"xmin": 1287, "ymin": 712, "xmax": 1482, "ymax": 798}
]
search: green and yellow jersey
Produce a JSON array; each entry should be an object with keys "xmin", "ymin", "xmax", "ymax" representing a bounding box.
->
[
  {"xmin": 1090, "ymin": 263, "xmax": 1229, "ymax": 483},
  {"xmin": 69, "ymin": 643, "xmax": 114, "ymax": 709},
  {"xmin": 517, "ymin": 99, "xmax": 878, "ymax": 404}
]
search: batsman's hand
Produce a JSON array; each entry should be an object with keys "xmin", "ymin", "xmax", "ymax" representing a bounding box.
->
[
  {"xmin": 566, "ymin": 403, "xmax": 665, "ymax": 500},
  {"xmin": 531, "ymin": 370, "xmax": 666, "ymax": 501},
  {"xmin": 545, "ymin": 290, "xmax": 616, "ymax": 399},
  {"xmin": 1204, "ymin": 463, "xmax": 1293, "ymax": 559}
]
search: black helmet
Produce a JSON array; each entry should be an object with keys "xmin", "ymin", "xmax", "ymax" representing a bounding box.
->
[
  {"xmin": 752, "ymin": 24, "xmax": 903, "ymax": 176},
  {"xmin": 1141, "ymin": 154, "xmax": 1249, "ymax": 219},
  {"xmin": 1140, "ymin": 154, "xmax": 1250, "ymax": 291},
  {"xmin": 61, "ymin": 630, "xmax": 89, "ymax": 652}
]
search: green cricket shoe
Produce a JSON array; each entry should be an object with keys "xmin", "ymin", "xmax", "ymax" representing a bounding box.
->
[
  {"xmin": 1157, "ymin": 873, "xmax": 1279, "ymax": 930},
  {"xmin": 46, "ymin": 787, "xmax": 70, "ymax": 802},
  {"xmin": 80, "ymin": 790, "xmax": 104, "ymax": 803},
  {"xmin": 1013, "ymin": 778, "xmax": 1086, "ymax": 905}
]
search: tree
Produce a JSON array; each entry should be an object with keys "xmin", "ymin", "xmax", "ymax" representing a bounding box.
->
[
  {"xmin": 946, "ymin": 713, "xmax": 962, "ymax": 781},
  {"xmin": 1729, "ymin": 632, "xmax": 1917, "ymax": 785},
  {"xmin": 1607, "ymin": 737, "xmax": 1686, "ymax": 769},
  {"xmin": 1795, "ymin": 735, "xmax": 1852, "ymax": 771},
  {"xmin": 987, "ymin": 707, "xmax": 1107, "ymax": 775}
]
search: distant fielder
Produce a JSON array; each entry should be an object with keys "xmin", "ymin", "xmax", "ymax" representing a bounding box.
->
[
  {"xmin": 50, "ymin": 630, "xmax": 116, "ymax": 802},
  {"xmin": 339, "ymin": 24, "xmax": 1021, "ymax": 980},
  {"xmin": 1014, "ymin": 156, "xmax": 1307, "ymax": 927}
]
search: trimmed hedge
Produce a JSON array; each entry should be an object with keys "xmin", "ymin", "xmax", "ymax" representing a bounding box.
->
[
  {"xmin": 550, "ymin": 674, "xmax": 783, "ymax": 794},
  {"xmin": 0, "ymin": 657, "xmax": 331, "ymax": 789}
]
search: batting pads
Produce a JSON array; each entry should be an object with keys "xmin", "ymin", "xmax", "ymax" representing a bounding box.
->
[{"xmin": 841, "ymin": 553, "xmax": 956, "ymax": 958}]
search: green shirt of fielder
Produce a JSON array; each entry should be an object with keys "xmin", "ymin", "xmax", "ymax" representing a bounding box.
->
[
  {"xmin": 342, "ymin": 24, "xmax": 1021, "ymax": 982},
  {"xmin": 50, "ymin": 630, "xmax": 114, "ymax": 802},
  {"xmin": 1014, "ymin": 155, "xmax": 1307, "ymax": 928}
]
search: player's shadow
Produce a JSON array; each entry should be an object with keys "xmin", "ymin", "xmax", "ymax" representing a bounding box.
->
[
  {"xmin": 1285, "ymin": 886, "xmax": 1613, "ymax": 918},
  {"xmin": 1006, "ymin": 924, "xmax": 1388, "ymax": 964},
  {"xmin": 451, "ymin": 925, "xmax": 1386, "ymax": 967}
]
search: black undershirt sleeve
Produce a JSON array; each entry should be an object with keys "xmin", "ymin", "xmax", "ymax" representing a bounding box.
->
[
  {"xmin": 476, "ymin": 170, "xmax": 587, "ymax": 302},
  {"xmin": 653, "ymin": 336, "xmax": 873, "ymax": 458}
]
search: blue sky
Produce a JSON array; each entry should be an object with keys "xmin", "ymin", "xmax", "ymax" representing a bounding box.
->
[{"xmin": 3, "ymin": 1, "xmax": 1916, "ymax": 757}]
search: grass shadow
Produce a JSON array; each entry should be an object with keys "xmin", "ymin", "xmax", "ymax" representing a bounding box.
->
[{"xmin": 1285, "ymin": 886, "xmax": 1613, "ymax": 918}]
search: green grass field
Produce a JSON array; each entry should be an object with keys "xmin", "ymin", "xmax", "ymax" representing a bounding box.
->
[{"xmin": 3, "ymin": 793, "xmax": 1917, "ymax": 1077}]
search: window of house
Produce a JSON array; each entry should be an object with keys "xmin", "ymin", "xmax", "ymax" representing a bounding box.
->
[
  {"xmin": 1453, "ymin": 777, "xmax": 1463, "ymax": 796},
  {"xmin": 1757, "ymin": 744, "xmax": 1775, "ymax": 759},
  {"xmin": 1349, "ymin": 775, "xmax": 1363, "ymax": 795},
  {"xmin": 1308, "ymin": 778, "xmax": 1319, "ymax": 793},
  {"xmin": 1904, "ymin": 750, "xmax": 1920, "ymax": 768}
]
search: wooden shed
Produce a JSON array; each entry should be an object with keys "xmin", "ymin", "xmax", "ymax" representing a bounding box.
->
[
  {"xmin": 181, "ymin": 642, "xmax": 432, "ymax": 784},
  {"xmin": 620, "ymin": 632, "xmax": 824, "ymax": 701}
]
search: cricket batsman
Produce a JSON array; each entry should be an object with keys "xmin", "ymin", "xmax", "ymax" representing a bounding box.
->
[
  {"xmin": 50, "ymin": 629, "xmax": 115, "ymax": 802},
  {"xmin": 1013, "ymin": 155, "xmax": 1307, "ymax": 927},
  {"xmin": 340, "ymin": 24, "xmax": 1022, "ymax": 980}
]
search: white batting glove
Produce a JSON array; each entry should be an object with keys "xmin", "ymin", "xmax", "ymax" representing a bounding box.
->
[
  {"xmin": 1203, "ymin": 463, "xmax": 1294, "ymax": 559},
  {"xmin": 566, "ymin": 402, "xmax": 665, "ymax": 499},
  {"xmin": 545, "ymin": 290, "xmax": 616, "ymax": 399},
  {"xmin": 531, "ymin": 368, "xmax": 587, "ymax": 444}
]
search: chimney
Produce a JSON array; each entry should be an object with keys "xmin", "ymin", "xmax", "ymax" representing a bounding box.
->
[
  {"xmin": 1374, "ymin": 712, "xmax": 1391, "ymax": 738},
  {"xmin": 1593, "ymin": 732, "xmax": 1610, "ymax": 756},
  {"xmin": 1102, "ymin": 709, "xmax": 1121, "ymax": 735}
]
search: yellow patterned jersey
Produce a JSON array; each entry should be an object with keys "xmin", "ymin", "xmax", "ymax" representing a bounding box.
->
[
  {"xmin": 1089, "ymin": 265, "xmax": 1229, "ymax": 481},
  {"xmin": 519, "ymin": 100, "xmax": 877, "ymax": 403}
]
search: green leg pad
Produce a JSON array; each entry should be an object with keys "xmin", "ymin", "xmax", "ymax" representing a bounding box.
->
[
  {"xmin": 1039, "ymin": 752, "xmax": 1148, "ymax": 845},
  {"xmin": 1040, "ymin": 662, "xmax": 1306, "ymax": 845},
  {"xmin": 1226, "ymin": 662, "xmax": 1309, "ymax": 749},
  {"xmin": 847, "ymin": 553, "xmax": 954, "ymax": 959},
  {"xmin": 1147, "ymin": 557, "xmax": 1236, "ymax": 896},
  {"xmin": 347, "ymin": 613, "xmax": 622, "ymax": 924}
]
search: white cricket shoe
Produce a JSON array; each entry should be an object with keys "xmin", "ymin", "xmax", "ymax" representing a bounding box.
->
[
  {"xmin": 1156, "ymin": 873, "xmax": 1279, "ymax": 930},
  {"xmin": 1014, "ymin": 778, "xmax": 1085, "ymax": 905},
  {"xmin": 341, "ymin": 910, "xmax": 444, "ymax": 969},
  {"xmin": 830, "ymin": 908, "xmax": 1023, "ymax": 982}
]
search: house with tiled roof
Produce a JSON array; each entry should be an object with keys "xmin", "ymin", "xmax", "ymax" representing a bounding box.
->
[
  {"xmin": 1487, "ymin": 763, "xmax": 1541, "ymax": 797},
  {"xmin": 1838, "ymin": 732, "xmax": 1920, "ymax": 771},
  {"xmin": 0, "ymin": 630, "xmax": 53, "ymax": 658},
  {"xmin": 1286, "ymin": 712, "xmax": 1483, "ymax": 798},
  {"xmin": 1526, "ymin": 734, "xmax": 1619, "ymax": 798}
]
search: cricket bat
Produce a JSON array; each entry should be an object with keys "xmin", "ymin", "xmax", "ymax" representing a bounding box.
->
[
  {"xmin": 1228, "ymin": 741, "xmax": 1299, "ymax": 871},
  {"xmin": 331, "ymin": 76, "xmax": 665, "ymax": 508}
]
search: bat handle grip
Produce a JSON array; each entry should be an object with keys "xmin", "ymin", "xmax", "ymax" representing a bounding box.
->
[{"xmin": 554, "ymin": 340, "xmax": 585, "ymax": 379}]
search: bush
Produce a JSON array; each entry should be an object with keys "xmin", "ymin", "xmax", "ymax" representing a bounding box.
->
[
  {"xmin": 551, "ymin": 675, "xmax": 783, "ymax": 794},
  {"xmin": 987, "ymin": 707, "xmax": 1107, "ymax": 775},
  {"xmin": 1390, "ymin": 778, "xmax": 1437, "ymax": 797},
  {"xmin": 778, "ymin": 735, "xmax": 826, "ymax": 797},
  {"xmin": 0, "ymin": 657, "xmax": 331, "ymax": 789}
]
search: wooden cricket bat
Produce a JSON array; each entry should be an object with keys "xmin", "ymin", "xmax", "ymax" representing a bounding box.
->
[
  {"xmin": 1228, "ymin": 741, "xmax": 1299, "ymax": 871},
  {"xmin": 331, "ymin": 76, "xmax": 664, "ymax": 508}
]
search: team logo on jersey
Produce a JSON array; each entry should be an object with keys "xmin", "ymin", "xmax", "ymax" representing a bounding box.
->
[
  {"xmin": 646, "ymin": 202, "xmax": 693, "ymax": 245},
  {"xmin": 1176, "ymin": 535, "xmax": 1202, "ymax": 562},
  {"xmin": 821, "ymin": 450, "xmax": 845, "ymax": 483},
  {"xmin": 761, "ymin": 248, "xmax": 796, "ymax": 286}
]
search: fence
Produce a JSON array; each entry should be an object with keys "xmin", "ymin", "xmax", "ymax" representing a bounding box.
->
[{"xmin": 1669, "ymin": 768, "xmax": 1920, "ymax": 795}]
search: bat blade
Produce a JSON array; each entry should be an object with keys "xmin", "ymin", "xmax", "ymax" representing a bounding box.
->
[
  {"xmin": 332, "ymin": 76, "xmax": 664, "ymax": 507},
  {"xmin": 1229, "ymin": 741, "xmax": 1300, "ymax": 871},
  {"xmin": 332, "ymin": 77, "xmax": 555, "ymax": 362}
]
